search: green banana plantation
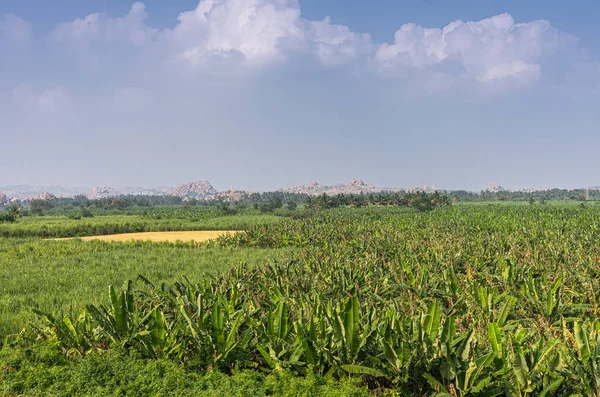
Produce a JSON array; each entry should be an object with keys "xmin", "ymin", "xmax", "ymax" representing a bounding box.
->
[{"xmin": 13, "ymin": 206, "xmax": 600, "ymax": 396}]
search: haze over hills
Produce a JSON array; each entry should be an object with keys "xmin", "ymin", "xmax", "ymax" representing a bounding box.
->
[
  {"xmin": 284, "ymin": 178, "xmax": 402, "ymax": 196},
  {"xmin": 0, "ymin": 179, "xmax": 596, "ymax": 203},
  {"xmin": 0, "ymin": 179, "xmax": 409, "ymax": 202}
]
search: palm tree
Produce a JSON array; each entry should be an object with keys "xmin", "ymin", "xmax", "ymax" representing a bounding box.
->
[{"xmin": 7, "ymin": 204, "xmax": 21, "ymax": 222}]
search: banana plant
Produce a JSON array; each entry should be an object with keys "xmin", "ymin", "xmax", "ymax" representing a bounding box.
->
[
  {"xmin": 520, "ymin": 272, "xmax": 589, "ymax": 326},
  {"xmin": 86, "ymin": 281, "xmax": 150, "ymax": 344},
  {"xmin": 336, "ymin": 296, "xmax": 383, "ymax": 377},
  {"xmin": 178, "ymin": 289, "xmax": 245, "ymax": 369},
  {"xmin": 488, "ymin": 323, "xmax": 563, "ymax": 396},
  {"xmin": 423, "ymin": 322, "xmax": 501, "ymax": 396},
  {"xmin": 293, "ymin": 294, "xmax": 337, "ymax": 375},
  {"xmin": 256, "ymin": 300, "xmax": 305, "ymax": 371},
  {"xmin": 144, "ymin": 308, "xmax": 183, "ymax": 359},
  {"xmin": 33, "ymin": 307, "xmax": 94, "ymax": 357},
  {"xmin": 376, "ymin": 309, "xmax": 413, "ymax": 383},
  {"xmin": 562, "ymin": 320, "xmax": 600, "ymax": 396}
]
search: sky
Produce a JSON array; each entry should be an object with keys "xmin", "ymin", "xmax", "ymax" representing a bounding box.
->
[{"xmin": 1, "ymin": 0, "xmax": 599, "ymax": 192}]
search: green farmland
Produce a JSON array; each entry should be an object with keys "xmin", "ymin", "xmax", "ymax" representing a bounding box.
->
[{"xmin": 2, "ymin": 203, "xmax": 600, "ymax": 396}]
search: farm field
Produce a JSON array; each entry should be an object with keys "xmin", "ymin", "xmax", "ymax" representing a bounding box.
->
[
  {"xmin": 52, "ymin": 230, "xmax": 238, "ymax": 243},
  {"xmin": 2, "ymin": 203, "xmax": 600, "ymax": 395},
  {"xmin": 0, "ymin": 208, "xmax": 281, "ymax": 238}
]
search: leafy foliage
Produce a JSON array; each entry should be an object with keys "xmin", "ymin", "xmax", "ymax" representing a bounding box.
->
[{"xmin": 3, "ymin": 204, "xmax": 600, "ymax": 395}]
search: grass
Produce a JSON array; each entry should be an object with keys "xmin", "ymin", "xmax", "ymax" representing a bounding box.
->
[
  {"xmin": 0, "ymin": 210, "xmax": 286, "ymax": 335},
  {"xmin": 0, "ymin": 213, "xmax": 282, "ymax": 238},
  {"xmin": 53, "ymin": 230, "xmax": 239, "ymax": 243},
  {"xmin": 0, "ymin": 237, "xmax": 295, "ymax": 336}
]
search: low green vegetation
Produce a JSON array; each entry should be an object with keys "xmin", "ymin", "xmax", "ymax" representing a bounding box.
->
[
  {"xmin": 1, "ymin": 344, "xmax": 368, "ymax": 397},
  {"xmin": 2, "ymin": 202, "xmax": 600, "ymax": 395},
  {"xmin": 0, "ymin": 238, "xmax": 293, "ymax": 337},
  {"xmin": 0, "ymin": 210, "xmax": 283, "ymax": 238}
]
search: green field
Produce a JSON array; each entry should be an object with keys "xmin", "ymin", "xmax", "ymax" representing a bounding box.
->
[
  {"xmin": 0, "ymin": 211, "xmax": 282, "ymax": 238},
  {"xmin": 0, "ymin": 239, "xmax": 293, "ymax": 337},
  {"xmin": 2, "ymin": 203, "xmax": 600, "ymax": 396}
]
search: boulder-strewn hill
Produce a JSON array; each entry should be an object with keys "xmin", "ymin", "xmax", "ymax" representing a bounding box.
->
[
  {"xmin": 284, "ymin": 181, "xmax": 327, "ymax": 195},
  {"xmin": 284, "ymin": 178, "xmax": 400, "ymax": 196},
  {"xmin": 37, "ymin": 192, "xmax": 57, "ymax": 201},
  {"xmin": 486, "ymin": 183, "xmax": 506, "ymax": 193},
  {"xmin": 89, "ymin": 187, "xmax": 120, "ymax": 199},
  {"xmin": 169, "ymin": 180, "xmax": 217, "ymax": 198},
  {"xmin": 11, "ymin": 179, "xmax": 594, "ymax": 203},
  {"xmin": 215, "ymin": 189, "xmax": 246, "ymax": 202}
]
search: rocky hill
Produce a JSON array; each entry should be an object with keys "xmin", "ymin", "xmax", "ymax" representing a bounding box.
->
[
  {"xmin": 89, "ymin": 187, "xmax": 120, "ymax": 199},
  {"xmin": 284, "ymin": 178, "xmax": 400, "ymax": 196},
  {"xmin": 37, "ymin": 192, "xmax": 57, "ymax": 201},
  {"xmin": 284, "ymin": 181, "xmax": 328, "ymax": 195},
  {"xmin": 215, "ymin": 189, "xmax": 247, "ymax": 202},
  {"xmin": 7, "ymin": 179, "xmax": 588, "ymax": 203},
  {"xmin": 486, "ymin": 183, "xmax": 506, "ymax": 193},
  {"xmin": 169, "ymin": 180, "xmax": 217, "ymax": 198}
]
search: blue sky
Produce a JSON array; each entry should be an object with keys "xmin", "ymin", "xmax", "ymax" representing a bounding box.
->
[{"xmin": 1, "ymin": 0, "xmax": 599, "ymax": 191}]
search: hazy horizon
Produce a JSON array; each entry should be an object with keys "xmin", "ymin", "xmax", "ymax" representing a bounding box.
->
[
  {"xmin": 2, "ymin": 0, "xmax": 599, "ymax": 192},
  {"xmin": 0, "ymin": 178, "xmax": 596, "ymax": 194}
]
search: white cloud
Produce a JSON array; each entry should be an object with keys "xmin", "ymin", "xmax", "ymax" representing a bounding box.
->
[
  {"xmin": 23, "ymin": 1, "xmax": 592, "ymax": 94},
  {"xmin": 52, "ymin": 2, "xmax": 156, "ymax": 46},
  {"xmin": 0, "ymin": 14, "xmax": 32, "ymax": 44},
  {"xmin": 376, "ymin": 23, "xmax": 446, "ymax": 69},
  {"xmin": 308, "ymin": 17, "xmax": 373, "ymax": 68},
  {"xmin": 478, "ymin": 61, "xmax": 541, "ymax": 83},
  {"xmin": 374, "ymin": 13, "xmax": 569, "ymax": 86},
  {"xmin": 166, "ymin": 0, "xmax": 306, "ymax": 66}
]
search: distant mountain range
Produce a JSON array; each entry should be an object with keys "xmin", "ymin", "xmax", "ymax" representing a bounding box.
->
[
  {"xmin": 0, "ymin": 178, "xmax": 406, "ymax": 202},
  {"xmin": 0, "ymin": 179, "xmax": 596, "ymax": 203}
]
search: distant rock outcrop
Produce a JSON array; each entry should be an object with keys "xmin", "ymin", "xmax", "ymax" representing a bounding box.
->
[
  {"xmin": 405, "ymin": 185, "xmax": 438, "ymax": 193},
  {"xmin": 486, "ymin": 183, "xmax": 506, "ymax": 193},
  {"xmin": 284, "ymin": 178, "xmax": 399, "ymax": 196},
  {"xmin": 215, "ymin": 189, "xmax": 246, "ymax": 202},
  {"xmin": 169, "ymin": 180, "xmax": 217, "ymax": 198},
  {"xmin": 284, "ymin": 181, "xmax": 328, "ymax": 195},
  {"xmin": 37, "ymin": 192, "xmax": 57, "ymax": 201},
  {"xmin": 89, "ymin": 187, "xmax": 120, "ymax": 199}
]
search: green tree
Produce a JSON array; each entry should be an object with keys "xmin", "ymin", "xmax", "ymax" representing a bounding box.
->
[
  {"xmin": 29, "ymin": 199, "xmax": 54, "ymax": 215},
  {"xmin": 2, "ymin": 204, "xmax": 22, "ymax": 222}
]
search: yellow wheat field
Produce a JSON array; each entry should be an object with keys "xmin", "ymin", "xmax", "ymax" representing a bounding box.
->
[{"xmin": 54, "ymin": 231, "xmax": 237, "ymax": 243}]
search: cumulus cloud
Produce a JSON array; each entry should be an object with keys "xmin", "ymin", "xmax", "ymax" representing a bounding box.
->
[
  {"xmin": 375, "ymin": 14, "xmax": 571, "ymax": 86},
  {"xmin": 308, "ymin": 17, "xmax": 373, "ymax": 68},
  {"xmin": 52, "ymin": 2, "xmax": 156, "ymax": 46},
  {"xmin": 13, "ymin": 1, "xmax": 590, "ymax": 94},
  {"xmin": 167, "ymin": 0, "xmax": 306, "ymax": 66}
]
